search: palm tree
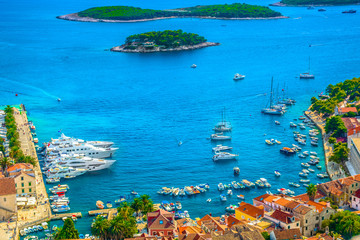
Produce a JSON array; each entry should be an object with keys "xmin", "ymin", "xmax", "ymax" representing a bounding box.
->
[
  {"xmin": 306, "ymin": 183, "xmax": 317, "ymax": 201},
  {"xmin": 0, "ymin": 157, "xmax": 11, "ymax": 176},
  {"xmin": 117, "ymin": 202, "xmax": 135, "ymax": 221},
  {"xmin": 131, "ymin": 198, "xmax": 143, "ymax": 216},
  {"xmin": 91, "ymin": 216, "xmax": 111, "ymax": 240},
  {"xmin": 140, "ymin": 194, "xmax": 154, "ymax": 215}
]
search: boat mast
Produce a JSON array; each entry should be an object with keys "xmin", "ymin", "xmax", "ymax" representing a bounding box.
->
[
  {"xmin": 270, "ymin": 77, "xmax": 274, "ymax": 108},
  {"xmin": 308, "ymin": 56, "xmax": 311, "ymax": 74}
]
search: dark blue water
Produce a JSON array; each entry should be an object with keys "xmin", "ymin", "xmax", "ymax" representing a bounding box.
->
[{"xmin": 2, "ymin": 0, "xmax": 360, "ymax": 235}]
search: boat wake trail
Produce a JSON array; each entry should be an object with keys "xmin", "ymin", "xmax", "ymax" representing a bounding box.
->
[{"xmin": 0, "ymin": 76, "xmax": 59, "ymax": 99}]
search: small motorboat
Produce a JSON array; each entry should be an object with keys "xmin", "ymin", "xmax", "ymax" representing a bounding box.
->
[
  {"xmin": 311, "ymin": 141, "xmax": 318, "ymax": 147},
  {"xmin": 317, "ymin": 165, "xmax": 322, "ymax": 169},
  {"xmin": 308, "ymin": 168, "xmax": 315, "ymax": 173},
  {"xmin": 310, "ymin": 151, "xmax": 317, "ymax": 156},
  {"xmin": 233, "ymin": 73, "xmax": 245, "ymax": 80},
  {"xmin": 275, "ymin": 140, "xmax": 281, "ymax": 144},
  {"xmin": 318, "ymin": 8, "xmax": 326, "ymax": 12},
  {"xmin": 212, "ymin": 144, "xmax": 233, "ymax": 152},
  {"xmin": 176, "ymin": 201, "xmax": 182, "ymax": 210},
  {"xmin": 342, "ymin": 10, "xmax": 356, "ymax": 13},
  {"xmin": 106, "ymin": 201, "xmax": 112, "ymax": 208},
  {"xmin": 299, "ymin": 172, "xmax": 308, "ymax": 178},
  {"xmin": 275, "ymin": 121, "xmax": 280, "ymax": 125},
  {"xmin": 303, "ymin": 151, "xmax": 309, "ymax": 156},
  {"xmin": 191, "ymin": 64, "xmax": 197, "ymax": 68},
  {"xmin": 301, "ymin": 162, "xmax": 310, "ymax": 168},
  {"xmin": 289, "ymin": 182, "xmax": 300, "ymax": 188},
  {"xmin": 225, "ymin": 204, "xmax": 237, "ymax": 213},
  {"xmin": 265, "ymin": 139, "xmax": 274, "ymax": 145},
  {"xmin": 131, "ymin": 190, "xmax": 138, "ymax": 195},
  {"xmin": 317, "ymin": 173, "xmax": 325, "ymax": 179},
  {"xmin": 220, "ymin": 194, "xmax": 227, "ymax": 201},
  {"xmin": 227, "ymin": 189, "xmax": 233, "ymax": 195},
  {"xmin": 274, "ymin": 170, "xmax": 281, "ymax": 177},
  {"xmin": 211, "ymin": 133, "xmax": 231, "ymax": 141},
  {"xmin": 207, "ymin": 198, "xmax": 211, "ymax": 203},
  {"xmin": 290, "ymin": 122, "xmax": 297, "ymax": 128},
  {"xmin": 213, "ymin": 151, "xmax": 238, "ymax": 161},
  {"xmin": 300, "ymin": 179, "xmax": 310, "ymax": 183},
  {"xmin": 233, "ymin": 167, "xmax": 240, "ymax": 175},
  {"xmin": 299, "ymin": 154, "xmax": 306, "ymax": 158},
  {"xmin": 280, "ymin": 147, "xmax": 296, "ymax": 155},
  {"xmin": 96, "ymin": 200, "xmax": 104, "ymax": 209},
  {"xmin": 237, "ymin": 194, "xmax": 245, "ymax": 200}
]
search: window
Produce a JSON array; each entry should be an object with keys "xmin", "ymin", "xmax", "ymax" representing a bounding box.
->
[
  {"xmin": 28, "ymin": 182, "xmax": 31, "ymax": 186},
  {"xmin": 15, "ymin": 184, "xmax": 17, "ymax": 188},
  {"xmin": 322, "ymin": 216, "xmax": 324, "ymax": 220},
  {"xmin": 159, "ymin": 220, "xmax": 163, "ymax": 224},
  {"xmin": 21, "ymin": 183, "xmax": 24, "ymax": 187},
  {"xmin": 242, "ymin": 216, "xmax": 245, "ymax": 219},
  {"xmin": 316, "ymin": 216, "xmax": 319, "ymax": 220},
  {"xmin": 21, "ymin": 177, "xmax": 24, "ymax": 181},
  {"xmin": 288, "ymin": 226, "xmax": 290, "ymax": 229},
  {"xmin": 22, "ymin": 189, "xmax": 24, "ymax": 193},
  {"xmin": 3, "ymin": 198, "xmax": 6, "ymax": 202},
  {"xmin": 29, "ymin": 188, "xmax": 32, "ymax": 193},
  {"xmin": 326, "ymin": 210, "xmax": 328, "ymax": 213},
  {"xmin": 297, "ymin": 223, "xmax": 299, "ymax": 226},
  {"xmin": 306, "ymin": 220, "xmax": 308, "ymax": 224},
  {"xmin": 305, "ymin": 227, "xmax": 308, "ymax": 230}
]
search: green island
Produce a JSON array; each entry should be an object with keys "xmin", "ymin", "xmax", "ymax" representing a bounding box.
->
[
  {"xmin": 111, "ymin": 30, "xmax": 219, "ymax": 53},
  {"xmin": 271, "ymin": 0, "xmax": 360, "ymax": 6},
  {"xmin": 57, "ymin": 3, "xmax": 287, "ymax": 22}
]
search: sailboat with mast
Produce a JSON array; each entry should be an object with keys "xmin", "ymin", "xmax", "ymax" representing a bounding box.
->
[
  {"xmin": 262, "ymin": 77, "xmax": 285, "ymax": 115},
  {"xmin": 214, "ymin": 107, "xmax": 232, "ymax": 132},
  {"xmin": 300, "ymin": 57, "xmax": 315, "ymax": 79}
]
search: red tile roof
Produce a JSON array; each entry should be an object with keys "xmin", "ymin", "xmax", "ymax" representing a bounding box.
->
[
  {"xmin": 147, "ymin": 209, "xmax": 176, "ymax": 230},
  {"xmin": 273, "ymin": 229, "xmax": 301, "ymax": 240},
  {"xmin": 354, "ymin": 189, "xmax": 360, "ymax": 199},
  {"xmin": 0, "ymin": 178, "xmax": 16, "ymax": 196},
  {"xmin": 293, "ymin": 191, "xmax": 325, "ymax": 202},
  {"xmin": 342, "ymin": 117, "xmax": 360, "ymax": 130},
  {"xmin": 339, "ymin": 107, "xmax": 357, "ymax": 114},
  {"xmin": 270, "ymin": 209, "xmax": 298, "ymax": 224},
  {"xmin": 7, "ymin": 163, "xmax": 33, "ymax": 173},
  {"xmin": 293, "ymin": 205, "xmax": 312, "ymax": 215},
  {"xmin": 236, "ymin": 202, "xmax": 264, "ymax": 219}
]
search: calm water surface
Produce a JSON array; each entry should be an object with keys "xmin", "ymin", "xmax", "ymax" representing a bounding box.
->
[{"xmin": 1, "ymin": 0, "xmax": 360, "ymax": 235}]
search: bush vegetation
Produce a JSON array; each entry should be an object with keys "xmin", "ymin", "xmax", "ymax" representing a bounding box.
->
[
  {"xmin": 125, "ymin": 30, "xmax": 206, "ymax": 49},
  {"xmin": 281, "ymin": 0, "xmax": 360, "ymax": 5},
  {"xmin": 321, "ymin": 211, "xmax": 360, "ymax": 238},
  {"xmin": 78, "ymin": 4, "xmax": 282, "ymax": 20}
]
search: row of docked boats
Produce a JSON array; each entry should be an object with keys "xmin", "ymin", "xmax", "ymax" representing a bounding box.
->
[
  {"xmin": 218, "ymin": 178, "xmax": 271, "ymax": 191},
  {"xmin": 160, "ymin": 201, "xmax": 190, "ymax": 219},
  {"xmin": 41, "ymin": 133, "xmax": 116, "ymax": 181},
  {"xmin": 48, "ymin": 184, "xmax": 71, "ymax": 213},
  {"xmin": 157, "ymin": 184, "xmax": 210, "ymax": 197},
  {"xmin": 265, "ymin": 139, "xmax": 281, "ymax": 145},
  {"xmin": 20, "ymin": 222, "xmax": 49, "ymax": 237}
]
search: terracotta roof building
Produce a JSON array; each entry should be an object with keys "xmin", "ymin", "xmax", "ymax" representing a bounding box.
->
[
  {"xmin": 235, "ymin": 202, "xmax": 265, "ymax": 222},
  {"xmin": 197, "ymin": 214, "xmax": 227, "ymax": 234},
  {"xmin": 147, "ymin": 209, "xmax": 177, "ymax": 236},
  {"xmin": 0, "ymin": 178, "xmax": 17, "ymax": 221},
  {"xmin": 270, "ymin": 228, "xmax": 301, "ymax": 240},
  {"xmin": 7, "ymin": 163, "xmax": 33, "ymax": 173},
  {"xmin": 265, "ymin": 210, "xmax": 300, "ymax": 231}
]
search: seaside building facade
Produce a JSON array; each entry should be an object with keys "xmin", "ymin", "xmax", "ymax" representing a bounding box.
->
[
  {"xmin": 335, "ymin": 106, "xmax": 358, "ymax": 116},
  {"xmin": 350, "ymin": 138, "xmax": 360, "ymax": 174},
  {"xmin": 235, "ymin": 202, "xmax": 265, "ymax": 222},
  {"xmin": 147, "ymin": 209, "xmax": 178, "ymax": 237},
  {"xmin": 9, "ymin": 170, "xmax": 36, "ymax": 196},
  {"xmin": 269, "ymin": 228, "xmax": 301, "ymax": 240},
  {"xmin": 0, "ymin": 178, "xmax": 17, "ymax": 221},
  {"xmin": 341, "ymin": 117, "xmax": 360, "ymax": 147},
  {"xmin": 264, "ymin": 209, "xmax": 300, "ymax": 230},
  {"xmin": 351, "ymin": 189, "xmax": 360, "ymax": 210}
]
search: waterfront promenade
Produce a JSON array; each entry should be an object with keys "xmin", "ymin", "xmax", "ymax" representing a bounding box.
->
[
  {"xmin": 305, "ymin": 110, "xmax": 346, "ymax": 181},
  {"xmin": 12, "ymin": 107, "xmax": 51, "ymax": 235}
]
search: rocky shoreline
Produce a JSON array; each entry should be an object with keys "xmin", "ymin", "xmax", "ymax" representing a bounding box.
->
[
  {"xmin": 57, "ymin": 13, "xmax": 289, "ymax": 23},
  {"xmin": 270, "ymin": 1, "xmax": 360, "ymax": 6},
  {"xmin": 111, "ymin": 42, "xmax": 220, "ymax": 53}
]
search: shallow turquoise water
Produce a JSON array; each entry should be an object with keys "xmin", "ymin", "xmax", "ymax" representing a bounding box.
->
[{"xmin": 1, "ymin": 0, "xmax": 360, "ymax": 236}]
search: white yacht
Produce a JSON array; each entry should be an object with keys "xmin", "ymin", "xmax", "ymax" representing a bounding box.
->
[
  {"xmin": 45, "ymin": 142, "xmax": 117, "ymax": 159},
  {"xmin": 44, "ymin": 154, "xmax": 115, "ymax": 172},
  {"xmin": 48, "ymin": 133, "xmax": 114, "ymax": 148},
  {"xmin": 233, "ymin": 73, "xmax": 245, "ymax": 80},
  {"xmin": 213, "ymin": 108, "xmax": 232, "ymax": 132},
  {"xmin": 45, "ymin": 166, "xmax": 87, "ymax": 179},
  {"xmin": 211, "ymin": 134, "xmax": 231, "ymax": 141},
  {"xmin": 212, "ymin": 145, "xmax": 232, "ymax": 152},
  {"xmin": 212, "ymin": 152, "xmax": 238, "ymax": 161}
]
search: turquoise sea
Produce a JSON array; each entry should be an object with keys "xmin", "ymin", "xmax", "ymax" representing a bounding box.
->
[{"xmin": 1, "ymin": 0, "xmax": 360, "ymax": 236}]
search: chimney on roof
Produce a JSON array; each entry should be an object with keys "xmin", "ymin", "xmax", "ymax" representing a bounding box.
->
[{"xmin": 209, "ymin": 213, "xmax": 212, "ymax": 217}]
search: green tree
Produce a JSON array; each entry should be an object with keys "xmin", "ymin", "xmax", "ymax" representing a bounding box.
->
[
  {"xmin": 139, "ymin": 194, "xmax": 154, "ymax": 215},
  {"xmin": 91, "ymin": 216, "xmax": 111, "ymax": 240},
  {"xmin": 328, "ymin": 137, "xmax": 336, "ymax": 145},
  {"xmin": 261, "ymin": 231, "xmax": 270, "ymax": 240},
  {"xmin": 311, "ymin": 96, "xmax": 318, "ymax": 104},
  {"xmin": 329, "ymin": 142, "xmax": 349, "ymax": 163},
  {"xmin": 325, "ymin": 211, "xmax": 360, "ymax": 238},
  {"xmin": 306, "ymin": 183, "xmax": 317, "ymax": 201},
  {"xmin": 325, "ymin": 116, "xmax": 347, "ymax": 137},
  {"xmin": 0, "ymin": 157, "xmax": 11, "ymax": 174},
  {"xmin": 54, "ymin": 218, "xmax": 79, "ymax": 239}
]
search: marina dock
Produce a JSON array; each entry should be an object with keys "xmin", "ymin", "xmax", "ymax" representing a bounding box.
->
[
  {"xmin": 88, "ymin": 208, "xmax": 118, "ymax": 220},
  {"xmin": 51, "ymin": 212, "xmax": 82, "ymax": 220}
]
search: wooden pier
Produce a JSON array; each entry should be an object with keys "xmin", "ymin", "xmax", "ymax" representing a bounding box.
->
[
  {"xmin": 88, "ymin": 208, "xmax": 118, "ymax": 220},
  {"xmin": 51, "ymin": 212, "xmax": 82, "ymax": 220}
]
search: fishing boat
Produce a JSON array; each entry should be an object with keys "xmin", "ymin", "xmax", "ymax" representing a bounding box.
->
[
  {"xmin": 211, "ymin": 133, "xmax": 231, "ymax": 141},
  {"xmin": 220, "ymin": 194, "xmax": 227, "ymax": 201},
  {"xmin": 176, "ymin": 201, "xmax": 182, "ymax": 210},
  {"xmin": 342, "ymin": 10, "xmax": 356, "ymax": 13},
  {"xmin": 274, "ymin": 170, "xmax": 281, "ymax": 177},
  {"xmin": 106, "ymin": 201, "xmax": 112, "ymax": 208},
  {"xmin": 280, "ymin": 147, "xmax": 296, "ymax": 155},
  {"xmin": 233, "ymin": 73, "xmax": 245, "ymax": 80},
  {"xmin": 237, "ymin": 194, "xmax": 245, "ymax": 200},
  {"xmin": 262, "ymin": 77, "xmax": 285, "ymax": 115},
  {"xmin": 218, "ymin": 183, "xmax": 225, "ymax": 191},
  {"xmin": 213, "ymin": 152, "xmax": 238, "ymax": 161},
  {"xmin": 96, "ymin": 201, "xmax": 104, "ymax": 209},
  {"xmin": 214, "ymin": 108, "xmax": 232, "ymax": 132},
  {"xmin": 225, "ymin": 204, "xmax": 237, "ymax": 213},
  {"xmin": 275, "ymin": 121, "xmax": 280, "ymax": 125},
  {"xmin": 212, "ymin": 145, "xmax": 232, "ymax": 152},
  {"xmin": 299, "ymin": 116, "xmax": 306, "ymax": 120},
  {"xmin": 255, "ymin": 180, "xmax": 265, "ymax": 188},
  {"xmin": 260, "ymin": 178, "xmax": 271, "ymax": 188},
  {"xmin": 300, "ymin": 57, "xmax": 315, "ymax": 79},
  {"xmin": 237, "ymin": 182, "xmax": 246, "ymax": 189},
  {"xmin": 233, "ymin": 167, "xmax": 240, "ymax": 175}
]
